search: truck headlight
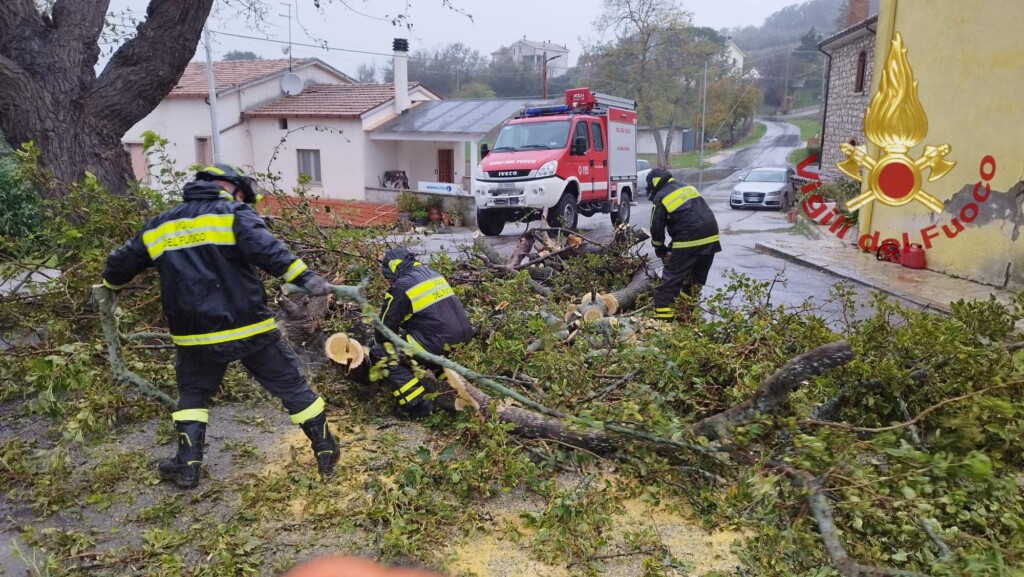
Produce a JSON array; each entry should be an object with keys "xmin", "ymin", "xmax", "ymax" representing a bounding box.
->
[{"xmin": 536, "ymin": 160, "xmax": 557, "ymax": 178}]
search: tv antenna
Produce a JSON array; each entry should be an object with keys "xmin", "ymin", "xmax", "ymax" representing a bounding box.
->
[{"xmin": 279, "ymin": 2, "xmax": 293, "ymax": 70}]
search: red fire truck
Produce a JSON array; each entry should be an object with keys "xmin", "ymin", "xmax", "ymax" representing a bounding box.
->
[{"xmin": 473, "ymin": 88, "xmax": 638, "ymax": 236}]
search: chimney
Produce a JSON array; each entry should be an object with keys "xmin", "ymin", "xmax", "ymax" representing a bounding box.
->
[
  {"xmin": 393, "ymin": 38, "xmax": 410, "ymax": 115},
  {"xmin": 846, "ymin": 0, "xmax": 869, "ymax": 27}
]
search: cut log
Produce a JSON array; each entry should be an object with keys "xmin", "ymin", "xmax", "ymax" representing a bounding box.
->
[
  {"xmin": 324, "ymin": 332, "xmax": 366, "ymax": 371},
  {"xmin": 573, "ymin": 261, "xmax": 657, "ymax": 321}
]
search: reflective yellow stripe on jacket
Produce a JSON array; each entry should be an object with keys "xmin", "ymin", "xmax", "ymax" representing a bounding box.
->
[
  {"xmin": 405, "ymin": 277, "xmax": 454, "ymax": 313},
  {"xmin": 142, "ymin": 214, "xmax": 236, "ymax": 260},
  {"xmin": 671, "ymin": 235, "xmax": 720, "ymax": 249},
  {"xmin": 661, "ymin": 186, "xmax": 701, "ymax": 213},
  {"xmin": 171, "ymin": 317, "xmax": 277, "ymax": 346},
  {"xmin": 283, "ymin": 259, "xmax": 308, "ymax": 282}
]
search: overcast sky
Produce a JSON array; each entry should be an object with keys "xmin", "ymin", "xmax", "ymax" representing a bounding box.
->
[{"xmin": 109, "ymin": 0, "xmax": 802, "ymax": 76}]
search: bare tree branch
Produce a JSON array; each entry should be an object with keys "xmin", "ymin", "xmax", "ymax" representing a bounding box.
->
[
  {"xmin": 89, "ymin": 0, "xmax": 215, "ymax": 134},
  {"xmin": 51, "ymin": 0, "xmax": 108, "ymax": 71}
]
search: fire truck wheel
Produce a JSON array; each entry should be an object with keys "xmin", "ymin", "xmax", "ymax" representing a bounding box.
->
[
  {"xmin": 477, "ymin": 209, "xmax": 505, "ymax": 237},
  {"xmin": 548, "ymin": 193, "xmax": 579, "ymax": 230},
  {"xmin": 611, "ymin": 192, "xmax": 632, "ymax": 226}
]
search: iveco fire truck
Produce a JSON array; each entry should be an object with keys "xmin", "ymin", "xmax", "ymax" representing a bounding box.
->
[{"xmin": 473, "ymin": 88, "xmax": 638, "ymax": 236}]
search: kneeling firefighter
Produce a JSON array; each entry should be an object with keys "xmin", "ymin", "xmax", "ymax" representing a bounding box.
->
[
  {"xmin": 369, "ymin": 248, "xmax": 474, "ymax": 418},
  {"xmin": 646, "ymin": 168, "xmax": 721, "ymax": 320}
]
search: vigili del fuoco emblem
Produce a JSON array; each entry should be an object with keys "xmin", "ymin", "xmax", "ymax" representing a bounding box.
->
[{"xmin": 837, "ymin": 33, "xmax": 955, "ymax": 214}]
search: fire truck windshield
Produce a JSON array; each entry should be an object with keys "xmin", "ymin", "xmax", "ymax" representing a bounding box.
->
[{"xmin": 492, "ymin": 120, "xmax": 570, "ymax": 151}]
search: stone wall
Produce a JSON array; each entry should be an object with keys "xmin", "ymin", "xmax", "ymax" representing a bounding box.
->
[{"xmin": 821, "ymin": 35, "xmax": 875, "ymax": 179}]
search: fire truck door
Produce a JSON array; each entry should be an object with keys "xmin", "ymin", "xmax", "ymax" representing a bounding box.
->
[
  {"xmin": 589, "ymin": 120, "xmax": 609, "ymax": 202},
  {"xmin": 570, "ymin": 120, "xmax": 597, "ymax": 202}
]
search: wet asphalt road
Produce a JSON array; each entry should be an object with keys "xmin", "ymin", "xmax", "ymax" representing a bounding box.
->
[{"xmin": 411, "ymin": 118, "xmax": 914, "ymax": 325}]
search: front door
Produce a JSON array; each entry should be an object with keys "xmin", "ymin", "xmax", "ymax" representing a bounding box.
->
[{"xmin": 437, "ymin": 149, "xmax": 454, "ymax": 183}]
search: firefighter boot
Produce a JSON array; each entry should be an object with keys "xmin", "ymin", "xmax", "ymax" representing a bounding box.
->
[
  {"xmin": 300, "ymin": 411, "xmax": 339, "ymax": 477},
  {"xmin": 157, "ymin": 420, "xmax": 206, "ymax": 489}
]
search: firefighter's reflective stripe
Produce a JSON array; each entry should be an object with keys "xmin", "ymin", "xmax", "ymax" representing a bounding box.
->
[
  {"xmin": 219, "ymin": 191, "xmax": 234, "ymax": 201},
  {"xmin": 671, "ymin": 235, "xmax": 720, "ymax": 249},
  {"xmin": 171, "ymin": 317, "xmax": 277, "ymax": 346},
  {"xmin": 142, "ymin": 214, "xmax": 236, "ymax": 260},
  {"xmin": 102, "ymin": 278, "xmax": 126, "ymax": 290},
  {"xmin": 406, "ymin": 277, "xmax": 454, "ymax": 313},
  {"xmin": 172, "ymin": 408, "xmax": 210, "ymax": 423},
  {"xmin": 651, "ymin": 240, "xmax": 664, "ymax": 247},
  {"xmin": 661, "ymin": 186, "xmax": 701, "ymax": 213},
  {"xmin": 290, "ymin": 396, "xmax": 325, "ymax": 424},
  {"xmin": 406, "ymin": 334, "xmax": 425, "ymax": 351},
  {"xmin": 283, "ymin": 258, "xmax": 308, "ymax": 282},
  {"xmin": 393, "ymin": 377, "xmax": 425, "ymax": 405},
  {"xmin": 654, "ymin": 307, "xmax": 674, "ymax": 319}
]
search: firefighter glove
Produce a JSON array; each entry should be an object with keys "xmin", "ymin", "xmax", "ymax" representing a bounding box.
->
[
  {"xmin": 654, "ymin": 246, "xmax": 669, "ymax": 259},
  {"xmin": 304, "ymin": 274, "xmax": 333, "ymax": 297}
]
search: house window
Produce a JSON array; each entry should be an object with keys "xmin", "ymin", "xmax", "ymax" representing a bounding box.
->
[
  {"xmin": 279, "ymin": 118, "xmax": 288, "ymax": 130},
  {"xmin": 195, "ymin": 137, "xmax": 213, "ymax": 167},
  {"xmin": 854, "ymin": 51, "xmax": 867, "ymax": 93},
  {"xmin": 590, "ymin": 121, "xmax": 604, "ymax": 151},
  {"xmin": 297, "ymin": 149, "xmax": 322, "ymax": 184}
]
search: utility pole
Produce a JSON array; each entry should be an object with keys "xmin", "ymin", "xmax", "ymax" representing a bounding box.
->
[
  {"xmin": 202, "ymin": 20, "xmax": 222, "ymax": 163},
  {"xmin": 280, "ymin": 2, "xmax": 293, "ymax": 71},
  {"xmin": 783, "ymin": 49, "xmax": 791, "ymax": 111},
  {"xmin": 542, "ymin": 51, "xmax": 548, "ymax": 99},
  {"xmin": 698, "ymin": 57, "xmax": 708, "ymax": 189}
]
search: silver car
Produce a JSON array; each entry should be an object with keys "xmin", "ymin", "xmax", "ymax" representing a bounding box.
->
[{"xmin": 730, "ymin": 167, "xmax": 797, "ymax": 210}]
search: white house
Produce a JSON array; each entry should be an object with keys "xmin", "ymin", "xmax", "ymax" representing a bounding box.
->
[
  {"xmin": 491, "ymin": 37, "xmax": 570, "ymax": 78},
  {"xmin": 726, "ymin": 40, "xmax": 745, "ymax": 75},
  {"xmin": 122, "ymin": 46, "xmax": 466, "ymax": 202}
]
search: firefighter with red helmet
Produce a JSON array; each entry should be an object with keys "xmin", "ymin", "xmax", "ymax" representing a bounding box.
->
[
  {"xmin": 101, "ymin": 163, "xmax": 339, "ymax": 488},
  {"xmin": 369, "ymin": 248, "xmax": 474, "ymax": 419},
  {"xmin": 645, "ymin": 168, "xmax": 721, "ymax": 320}
]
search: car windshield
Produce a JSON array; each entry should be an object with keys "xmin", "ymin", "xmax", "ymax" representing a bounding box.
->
[
  {"xmin": 493, "ymin": 120, "xmax": 571, "ymax": 151},
  {"xmin": 745, "ymin": 169, "xmax": 787, "ymax": 183},
  {"xmin": 637, "ymin": 159, "xmax": 650, "ymax": 170}
]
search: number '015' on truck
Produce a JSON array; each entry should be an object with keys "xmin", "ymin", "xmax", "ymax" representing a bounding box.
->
[{"xmin": 473, "ymin": 88, "xmax": 638, "ymax": 236}]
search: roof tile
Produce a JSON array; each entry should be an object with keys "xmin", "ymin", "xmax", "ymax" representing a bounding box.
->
[
  {"xmin": 245, "ymin": 83, "xmax": 419, "ymax": 119},
  {"xmin": 258, "ymin": 196, "xmax": 398, "ymax": 228},
  {"xmin": 170, "ymin": 59, "xmax": 312, "ymax": 97}
]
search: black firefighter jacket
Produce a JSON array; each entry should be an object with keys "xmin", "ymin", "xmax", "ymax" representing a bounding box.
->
[
  {"xmin": 650, "ymin": 179, "xmax": 722, "ymax": 256},
  {"xmin": 102, "ymin": 181, "xmax": 316, "ymax": 358},
  {"xmin": 377, "ymin": 259, "xmax": 474, "ymax": 356}
]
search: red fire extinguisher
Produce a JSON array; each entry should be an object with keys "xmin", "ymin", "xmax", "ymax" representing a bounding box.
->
[{"xmin": 901, "ymin": 244, "xmax": 927, "ymax": 269}]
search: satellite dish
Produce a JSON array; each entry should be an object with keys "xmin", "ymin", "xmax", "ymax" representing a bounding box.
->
[{"xmin": 281, "ymin": 72, "xmax": 303, "ymax": 96}]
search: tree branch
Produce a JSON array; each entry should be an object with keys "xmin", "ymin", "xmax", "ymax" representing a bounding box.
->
[
  {"xmin": 800, "ymin": 386, "xmax": 1005, "ymax": 434},
  {"xmin": 51, "ymin": 0, "xmax": 108, "ymax": 71},
  {"xmin": 693, "ymin": 341, "xmax": 854, "ymax": 439},
  {"xmin": 89, "ymin": 0, "xmax": 215, "ymax": 134}
]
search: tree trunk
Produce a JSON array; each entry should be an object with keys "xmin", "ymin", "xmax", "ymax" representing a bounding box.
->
[{"xmin": 0, "ymin": 1, "xmax": 216, "ymax": 198}]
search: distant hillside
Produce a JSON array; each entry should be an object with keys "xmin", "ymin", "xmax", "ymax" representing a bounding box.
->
[{"xmin": 727, "ymin": 0, "xmax": 880, "ymax": 53}]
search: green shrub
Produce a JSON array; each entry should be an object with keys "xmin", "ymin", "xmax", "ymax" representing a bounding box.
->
[
  {"xmin": 396, "ymin": 191, "xmax": 422, "ymax": 214},
  {"xmin": 0, "ymin": 153, "xmax": 41, "ymax": 240}
]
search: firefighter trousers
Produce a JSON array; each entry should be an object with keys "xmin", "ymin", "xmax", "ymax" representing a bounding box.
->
[
  {"xmin": 368, "ymin": 342, "xmax": 441, "ymax": 414},
  {"xmin": 174, "ymin": 337, "xmax": 320, "ymax": 418},
  {"xmin": 654, "ymin": 249, "xmax": 716, "ymax": 318}
]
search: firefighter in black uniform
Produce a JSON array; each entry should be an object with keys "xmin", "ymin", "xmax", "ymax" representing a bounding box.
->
[
  {"xmin": 369, "ymin": 248, "xmax": 474, "ymax": 418},
  {"xmin": 646, "ymin": 168, "xmax": 721, "ymax": 320},
  {"xmin": 101, "ymin": 163, "xmax": 339, "ymax": 489}
]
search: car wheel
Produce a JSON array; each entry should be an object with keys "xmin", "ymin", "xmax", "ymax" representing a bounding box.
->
[
  {"xmin": 477, "ymin": 209, "xmax": 505, "ymax": 236},
  {"xmin": 548, "ymin": 193, "xmax": 578, "ymax": 230},
  {"xmin": 611, "ymin": 192, "xmax": 631, "ymax": 226}
]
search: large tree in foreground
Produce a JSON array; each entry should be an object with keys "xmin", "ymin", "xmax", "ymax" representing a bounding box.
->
[{"xmin": 0, "ymin": 1, "xmax": 216, "ymax": 198}]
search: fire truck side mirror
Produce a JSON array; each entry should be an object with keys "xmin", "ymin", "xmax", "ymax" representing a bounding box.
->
[
  {"xmin": 480, "ymin": 143, "xmax": 489, "ymax": 158},
  {"xmin": 571, "ymin": 136, "xmax": 587, "ymax": 156}
]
